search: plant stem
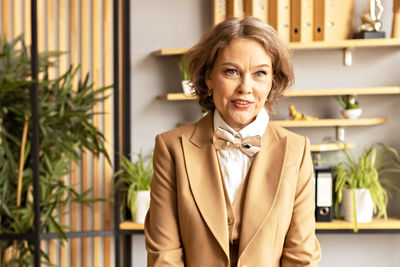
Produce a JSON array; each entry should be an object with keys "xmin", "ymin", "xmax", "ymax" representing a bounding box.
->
[
  {"xmin": 352, "ymin": 189, "xmax": 358, "ymax": 232},
  {"xmin": 17, "ymin": 116, "xmax": 29, "ymax": 207}
]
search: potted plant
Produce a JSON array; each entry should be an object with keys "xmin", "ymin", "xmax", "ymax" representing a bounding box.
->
[
  {"xmin": 0, "ymin": 36, "xmax": 110, "ymax": 265},
  {"xmin": 179, "ymin": 59, "xmax": 194, "ymax": 95},
  {"xmin": 335, "ymin": 95, "xmax": 362, "ymax": 119},
  {"xmin": 115, "ymin": 152, "xmax": 153, "ymax": 224},
  {"xmin": 334, "ymin": 147, "xmax": 388, "ymax": 231}
]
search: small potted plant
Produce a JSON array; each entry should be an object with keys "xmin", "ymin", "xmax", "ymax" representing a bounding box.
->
[
  {"xmin": 335, "ymin": 95, "xmax": 362, "ymax": 119},
  {"xmin": 179, "ymin": 59, "xmax": 194, "ymax": 95},
  {"xmin": 334, "ymin": 146, "xmax": 388, "ymax": 231},
  {"xmin": 115, "ymin": 152, "xmax": 153, "ymax": 224}
]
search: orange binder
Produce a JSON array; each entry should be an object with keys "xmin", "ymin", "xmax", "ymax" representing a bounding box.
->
[
  {"xmin": 227, "ymin": 0, "xmax": 245, "ymax": 19},
  {"xmin": 291, "ymin": 0, "xmax": 314, "ymax": 42},
  {"xmin": 244, "ymin": 0, "xmax": 268, "ymax": 23},
  {"xmin": 213, "ymin": 0, "xmax": 227, "ymax": 25},
  {"xmin": 269, "ymin": 0, "xmax": 291, "ymax": 42},
  {"xmin": 313, "ymin": 0, "xmax": 355, "ymax": 41}
]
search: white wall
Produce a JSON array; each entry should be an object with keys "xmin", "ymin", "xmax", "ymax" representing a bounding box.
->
[{"xmin": 130, "ymin": 0, "xmax": 400, "ymax": 266}]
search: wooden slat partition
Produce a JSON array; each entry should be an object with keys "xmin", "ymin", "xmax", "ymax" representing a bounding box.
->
[
  {"xmin": 0, "ymin": 1, "xmax": 116, "ymax": 266},
  {"xmin": 103, "ymin": 0, "xmax": 114, "ymax": 266}
]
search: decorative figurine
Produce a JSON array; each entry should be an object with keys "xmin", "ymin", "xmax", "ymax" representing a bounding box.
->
[
  {"xmin": 354, "ymin": 0, "xmax": 386, "ymax": 38},
  {"xmin": 289, "ymin": 105, "xmax": 318, "ymax": 121}
]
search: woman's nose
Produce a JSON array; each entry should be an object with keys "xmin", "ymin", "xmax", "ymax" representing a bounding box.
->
[{"xmin": 237, "ymin": 74, "xmax": 252, "ymax": 94}]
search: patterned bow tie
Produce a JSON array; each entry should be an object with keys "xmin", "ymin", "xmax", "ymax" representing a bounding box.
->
[{"xmin": 213, "ymin": 127, "xmax": 261, "ymax": 157}]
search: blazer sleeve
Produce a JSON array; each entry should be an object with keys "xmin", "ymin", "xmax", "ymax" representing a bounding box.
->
[
  {"xmin": 144, "ymin": 134, "xmax": 185, "ymax": 266},
  {"xmin": 281, "ymin": 137, "xmax": 321, "ymax": 266}
]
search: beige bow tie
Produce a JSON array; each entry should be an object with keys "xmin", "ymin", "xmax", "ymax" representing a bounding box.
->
[{"xmin": 213, "ymin": 127, "xmax": 261, "ymax": 157}]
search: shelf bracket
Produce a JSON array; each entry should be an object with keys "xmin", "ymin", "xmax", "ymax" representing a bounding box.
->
[
  {"xmin": 336, "ymin": 126, "xmax": 345, "ymax": 141},
  {"xmin": 343, "ymin": 48, "xmax": 353, "ymax": 66}
]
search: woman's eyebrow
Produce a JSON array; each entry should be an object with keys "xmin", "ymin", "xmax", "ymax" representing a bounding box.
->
[{"xmin": 221, "ymin": 62, "xmax": 271, "ymax": 68}]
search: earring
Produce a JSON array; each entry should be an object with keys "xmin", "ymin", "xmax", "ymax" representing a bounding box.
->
[{"xmin": 208, "ymin": 88, "xmax": 213, "ymax": 97}]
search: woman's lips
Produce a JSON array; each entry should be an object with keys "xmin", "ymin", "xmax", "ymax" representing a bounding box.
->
[{"xmin": 232, "ymin": 99, "xmax": 253, "ymax": 110}]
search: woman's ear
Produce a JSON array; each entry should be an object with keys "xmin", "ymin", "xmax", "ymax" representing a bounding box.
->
[{"xmin": 205, "ymin": 70, "xmax": 212, "ymax": 89}]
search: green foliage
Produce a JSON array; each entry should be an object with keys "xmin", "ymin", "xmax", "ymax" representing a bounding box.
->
[
  {"xmin": 114, "ymin": 152, "xmax": 153, "ymax": 221},
  {"xmin": 334, "ymin": 147, "xmax": 388, "ymax": 231},
  {"xmin": 178, "ymin": 58, "xmax": 189, "ymax": 81},
  {"xmin": 0, "ymin": 35, "xmax": 111, "ymax": 264},
  {"xmin": 335, "ymin": 95, "xmax": 359, "ymax": 109}
]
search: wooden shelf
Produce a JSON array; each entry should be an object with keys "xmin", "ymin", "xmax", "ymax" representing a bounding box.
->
[
  {"xmin": 316, "ymin": 218, "xmax": 400, "ymax": 231},
  {"xmin": 274, "ymin": 118, "xmax": 387, "ymax": 127},
  {"xmin": 158, "ymin": 86, "xmax": 400, "ymax": 100},
  {"xmin": 310, "ymin": 143, "xmax": 355, "ymax": 152},
  {"xmin": 284, "ymin": 86, "xmax": 400, "ymax": 97},
  {"xmin": 154, "ymin": 39, "xmax": 400, "ymax": 56},
  {"xmin": 289, "ymin": 38, "xmax": 400, "ymax": 50},
  {"xmin": 120, "ymin": 217, "xmax": 400, "ymax": 233},
  {"xmin": 120, "ymin": 221, "xmax": 144, "ymax": 230}
]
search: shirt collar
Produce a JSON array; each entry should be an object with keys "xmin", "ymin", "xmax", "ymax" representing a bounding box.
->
[{"xmin": 213, "ymin": 108, "xmax": 269, "ymax": 138}]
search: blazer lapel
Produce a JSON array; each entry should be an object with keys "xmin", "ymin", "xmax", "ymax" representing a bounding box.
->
[
  {"xmin": 239, "ymin": 123, "xmax": 288, "ymax": 257},
  {"xmin": 181, "ymin": 113, "xmax": 230, "ymax": 258}
]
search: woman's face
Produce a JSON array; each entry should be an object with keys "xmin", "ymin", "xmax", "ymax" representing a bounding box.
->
[{"xmin": 206, "ymin": 38, "xmax": 273, "ymax": 131}]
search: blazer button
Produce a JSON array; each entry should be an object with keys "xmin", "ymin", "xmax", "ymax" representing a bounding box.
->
[{"xmin": 227, "ymin": 217, "xmax": 234, "ymax": 225}]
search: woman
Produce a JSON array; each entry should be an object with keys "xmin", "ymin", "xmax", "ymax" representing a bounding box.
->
[{"xmin": 145, "ymin": 17, "xmax": 321, "ymax": 267}]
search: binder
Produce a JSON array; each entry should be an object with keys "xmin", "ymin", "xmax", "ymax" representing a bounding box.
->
[
  {"xmin": 269, "ymin": 0, "xmax": 291, "ymax": 42},
  {"xmin": 227, "ymin": 0, "xmax": 245, "ymax": 19},
  {"xmin": 314, "ymin": 169, "xmax": 333, "ymax": 222},
  {"xmin": 213, "ymin": 0, "xmax": 227, "ymax": 25},
  {"xmin": 244, "ymin": 0, "xmax": 268, "ymax": 23},
  {"xmin": 314, "ymin": 0, "xmax": 355, "ymax": 41},
  {"xmin": 290, "ymin": 0, "xmax": 314, "ymax": 42}
]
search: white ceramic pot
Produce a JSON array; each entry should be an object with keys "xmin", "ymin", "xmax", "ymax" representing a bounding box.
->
[
  {"xmin": 341, "ymin": 108, "xmax": 362, "ymax": 119},
  {"xmin": 134, "ymin": 190, "xmax": 150, "ymax": 224},
  {"xmin": 342, "ymin": 188, "xmax": 373, "ymax": 223},
  {"xmin": 181, "ymin": 80, "xmax": 194, "ymax": 95}
]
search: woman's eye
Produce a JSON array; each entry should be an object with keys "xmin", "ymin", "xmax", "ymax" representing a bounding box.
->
[
  {"xmin": 225, "ymin": 69, "xmax": 238, "ymax": 75},
  {"xmin": 255, "ymin": 71, "xmax": 266, "ymax": 78}
]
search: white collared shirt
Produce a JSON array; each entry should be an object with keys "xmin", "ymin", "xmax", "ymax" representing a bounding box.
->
[{"xmin": 213, "ymin": 108, "xmax": 269, "ymax": 202}]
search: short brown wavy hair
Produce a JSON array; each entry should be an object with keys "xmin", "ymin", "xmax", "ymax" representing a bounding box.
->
[{"xmin": 184, "ymin": 16, "xmax": 294, "ymax": 114}]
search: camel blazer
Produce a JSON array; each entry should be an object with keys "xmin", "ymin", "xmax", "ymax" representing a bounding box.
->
[{"xmin": 145, "ymin": 112, "xmax": 321, "ymax": 267}]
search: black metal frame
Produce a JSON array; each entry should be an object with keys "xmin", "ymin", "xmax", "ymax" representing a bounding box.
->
[{"xmin": 0, "ymin": 0, "xmax": 132, "ymax": 266}]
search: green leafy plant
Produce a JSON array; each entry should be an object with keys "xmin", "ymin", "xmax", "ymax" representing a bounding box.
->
[
  {"xmin": 0, "ymin": 36, "xmax": 111, "ymax": 265},
  {"xmin": 178, "ymin": 58, "xmax": 189, "ymax": 81},
  {"xmin": 114, "ymin": 152, "xmax": 153, "ymax": 221},
  {"xmin": 335, "ymin": 95, "xmax": 360, "ymax": 109},
  {"xmin": 334, "ymin": 147, "xmax": 388, "ymax": 231}
]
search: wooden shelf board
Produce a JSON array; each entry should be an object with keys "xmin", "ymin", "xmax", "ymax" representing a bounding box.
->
[
  {"xmin": 120, "ymin": 221, "xmax": 144, "ymax": 230},
  {"xmin": 283, "ymin": 86, "xmax": 400, "ymax": 97},
  {"xmin": 288, "ymin": 38, "xmax": 400, "ymax": 50},
  {"xmin": 310, "ymin": 143, "xmax": 355, "ymax": 152},
  {"xmin": 120, "ymin": 217, "xmax": 400, "ymax": 231},
  {"xmin": 274, "ymin": 118, "xmax": 387, "ymax": 127},
  {"xmin": 154, "ymin": 39, "xmax": 400, "ymax": 56},
  {"xmin": 157, "ymin": 93, "xmax": 197, "ymax": 101},
  {"xmin": 316, "ymin": 218, "xmax": 400, "ymax": 230},
  {"xmin": 159, "ymin": 87, "xmax": 400, "ymax": 100}
]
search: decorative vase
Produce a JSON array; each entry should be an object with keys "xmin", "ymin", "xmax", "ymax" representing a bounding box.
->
[
  {"xmin": 134, "ymin": 190, "xmax": 150, "ymax": 224},
  {"xmin": 181, "ymin": 80, "xmax": 194, "ymax": 95},
  {"xmin": 341, "ymin": 108, "xmax": 362, "ymax": 119},
  {"xmin": 342, "ymin": 188, "xmax": 373, "ymax": 223}
]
